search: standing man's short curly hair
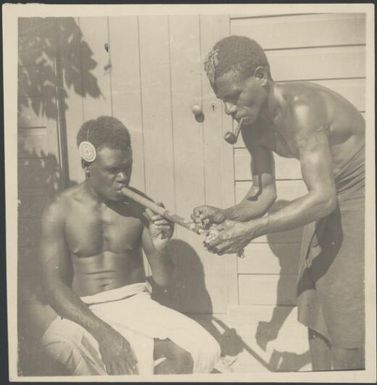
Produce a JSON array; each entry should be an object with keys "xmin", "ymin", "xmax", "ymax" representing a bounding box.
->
[
  {"xmin": 76, "ymin": 116, "xmax": 131, "ymax": 152},
  {"xmin": 204, "ymin": 35, "xmax": 271, "ymax": 87}
]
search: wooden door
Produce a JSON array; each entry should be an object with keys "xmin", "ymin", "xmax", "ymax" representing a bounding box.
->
[{"xmin": 126, "ymin": 15, "xmax": 237, "ymax": 314}]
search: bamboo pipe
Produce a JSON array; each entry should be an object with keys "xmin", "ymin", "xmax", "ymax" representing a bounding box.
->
[{"xmin": 121, "ymin": 186, "xmax": 197, "ymax": 232}]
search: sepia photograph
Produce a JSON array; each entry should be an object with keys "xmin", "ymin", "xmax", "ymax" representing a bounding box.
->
[{"xmin": 3, "ymin": 3, "xmax": 376, "ymax": 382}]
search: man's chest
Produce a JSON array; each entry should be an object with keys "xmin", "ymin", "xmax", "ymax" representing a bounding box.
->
[
  {"xmin": 243, "ymin": 123, "xmax": 298, "ymax": 159},
  {"xmin": 64, "ymin": 203, "xmax": 144, "ymax": 257},
  {"xmin": 270, "ymin": 130, "xmax": 299, "ymax": 158}
]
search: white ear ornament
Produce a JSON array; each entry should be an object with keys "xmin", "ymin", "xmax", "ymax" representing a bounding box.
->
[{"xmin": 78, "ymin": 141, "xmax": 96, "ymax": 162}]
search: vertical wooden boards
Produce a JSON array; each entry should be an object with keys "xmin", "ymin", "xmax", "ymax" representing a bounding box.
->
[
  {"xmin": 65, "ymin": 17, "xmax": 112, "ymax": 184},
  {"xmin": 169, "ymin": 15, "xmax": 233, "ymax": 313},
  {"xmin": 169, "ymin": 16, "xmax": 204, "ymax": 220},
  {"xmin": 78, "ymin": 17, "xmax": 112, "ymax": 120},
  {"xmin": 62, "ymin": 18, "xmax": 85, "ymax": 185},
  {"xmin": 199, "ymin": 15, "xmax": 234, "ymax": 209},
  {"xmin": 108, "ymin": 16, "xmax": 145, "ymax": 191},
  {"xmin": 168, "ymin": 16, "xmax": 206, "ymax": 312},
  {"xmin": 138, "ymin": 16, "xmax": 175, "ymax": 209},
  {"xmin": 137, "ymin": 16, "xmax": 177, "ymax": 279},
  {"xmin": 108, "ymin": 17, "xmax": 149, "ymax": 274},
  {"xmin": 199, "ymin": 15, "xmax": 238, "ymax": 309},
  {"xmin": 136, "ymin": 15, "xmax": 237, "ymax": 312}
]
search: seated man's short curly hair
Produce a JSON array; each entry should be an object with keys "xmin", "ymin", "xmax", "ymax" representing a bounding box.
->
[
  {"xmin": 204, "ymin": 35, "xmax": 271, "ymax": 86},
  {"xmin": 76, "ymin": 116, "xmax": 131, "ymax": 152}
]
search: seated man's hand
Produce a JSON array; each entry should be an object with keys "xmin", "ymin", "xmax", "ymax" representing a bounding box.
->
[
  {"xmin": 145, "ymin": 205, "xmax": 174, "ymax": 251},
  {"xmin": 97, "ymin": 326, "xmax": 138, "ymax": 375},
  {"xmin": 191, "ymin": 205, "xmax": 226, "ymax": 231},
  {"xmin": 203, "ymin": 219, "xmax": 255, "ymax": 256}
]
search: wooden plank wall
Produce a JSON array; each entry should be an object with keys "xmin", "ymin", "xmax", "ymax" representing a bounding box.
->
[{"xmin": 230, "ymin": 13, "xmax": 366, "ymax": 306}]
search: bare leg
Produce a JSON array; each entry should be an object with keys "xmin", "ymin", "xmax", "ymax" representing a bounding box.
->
[
  {"xmin": 308, "ymin": 328, "xmax": 332, "ymax": 371},
  {"xmin": 332, "ymin": 346, "xmax": 365, "ymax": 370},
  {"xmin": 154, "ymin": 339, "xmax": 193, "ymax": 374}
]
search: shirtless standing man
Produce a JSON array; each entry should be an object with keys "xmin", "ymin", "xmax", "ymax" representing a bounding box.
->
[
  {"xmin": 40, "ymin": 116, "xmax": 220, "ymax": 375},
  {"xmin": 192, "ymin": 36, "xmax": 365, "ymax": 370}
]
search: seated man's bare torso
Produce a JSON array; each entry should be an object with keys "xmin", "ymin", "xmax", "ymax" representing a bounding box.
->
[{"xmin": 59, "ymin": 185, "xmax": 146, "ymax": 296}]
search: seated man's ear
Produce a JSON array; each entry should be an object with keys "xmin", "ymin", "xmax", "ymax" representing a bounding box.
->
[
  {"xmin": 82, "ymin": 159, "xmax": 91, "ymax": 176},
  {"xmin": 254, "ymin": 66, "xmax": 268, "ymax": 86}
]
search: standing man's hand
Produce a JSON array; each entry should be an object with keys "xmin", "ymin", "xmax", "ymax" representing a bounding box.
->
[
  {"xmin": 191, "ymin": 205, "xmax": 226, "ymax": 231},
  {"xmin": 144, "ymin": 205, "xmax": 174, "ymax": 251},
  {"xmin": 203, "ymin": 219, "xmax": 260, "ymax": 255},
  {"xmin": 97, "ymin": 326, "xmax": 138, "ymax": 375}
]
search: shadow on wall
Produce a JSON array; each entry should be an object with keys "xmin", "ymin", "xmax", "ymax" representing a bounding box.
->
[
  {"xmin": 18, "ymin": 17, "xmax": 101, "ymax": 120},
  {"xmin": 153, "ymin": 239, "xmax": 309, "ymax": 372},
  {"xmin": 254, "ymin": 199, "xmax": 311, "ymax": 371},
  {"xmin": 153, "ymin": 239, "xmax": 213, "ymax": 313},
  {"xmin": 151, "ymin": 239, "xmax": 244, "ymax": 360},
  {"xmin": 18, "ymin": 17, "xmax": 102, "ymax": 375}
]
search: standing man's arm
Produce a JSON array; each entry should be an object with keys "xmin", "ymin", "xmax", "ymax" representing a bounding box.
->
[
  {"xmin": 192, "ymin": 145, "xmax": 276, "ymax": 225},
  {"xmin": 224, "ymin": 145, "xmax": 277, "ymax": 221},
  {"xmin": 205, "ymin": 105, "xmax": 337, "ymax": 255},
  {"xmin": 40, "ymin": 198, "xmax": 138, "ymax": 375}
]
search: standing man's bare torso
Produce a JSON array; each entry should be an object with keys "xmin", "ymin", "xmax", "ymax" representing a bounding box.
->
[{"xmin": 242, "ymin": 82, "xmax": 365, "ymax": 175}]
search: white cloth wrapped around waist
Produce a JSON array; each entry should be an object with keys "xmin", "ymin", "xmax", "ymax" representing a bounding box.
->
[
  {"xmin": 41, "ymin": 282, "xmax": 220, "ymax": 375},
  {"xmin": 80, "ymin": 281, "xmax": 152, "ymax": 305}
]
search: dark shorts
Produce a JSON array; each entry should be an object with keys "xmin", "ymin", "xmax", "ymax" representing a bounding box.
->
[
  {"xmin": 297, "ymin": 144, "xmax": 365, "ymax": 348},
  {"xmin": 297, "ymin": 196, "xmax": 365, "ymax": 348}
]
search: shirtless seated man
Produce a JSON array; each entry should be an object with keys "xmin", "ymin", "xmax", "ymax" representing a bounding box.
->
[{"xmin": 40, "ymin": 116, "xmax": 220, "ymax": 375}]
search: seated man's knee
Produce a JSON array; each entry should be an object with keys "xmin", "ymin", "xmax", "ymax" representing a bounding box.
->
[
  {"xmin": 42, "ymin": 328, "xmax": 105, "ymax": 375},
  {"xmin": 195, "ymin": 334, "xmax": 221, "ymax": 371},
  {"xmin": 203, "ymin": 336, "xmax": 221, "ymax": 361},
  {"xmin": 43, "ymin": 339, "xmax": 81, "ymax": 372}
]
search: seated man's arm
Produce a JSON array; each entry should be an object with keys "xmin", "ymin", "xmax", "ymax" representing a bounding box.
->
[
  {"xmin": 40, "ymin": 198, "xmax": 137, "ymax": 374},
  {"xmin": 142, "ymin": 208, "xmax": 174, "ymax": 288},
  {"xmin": 224, "ymin": 145, "xmax": 277, "ymax": 221}
]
